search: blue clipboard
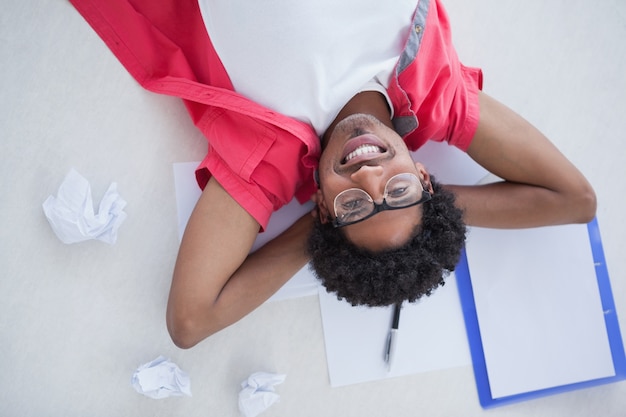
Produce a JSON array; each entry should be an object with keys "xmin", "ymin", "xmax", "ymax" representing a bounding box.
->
[{"xmin": 456, "ymin": 217, "xmax": 626, "ymax": 408}]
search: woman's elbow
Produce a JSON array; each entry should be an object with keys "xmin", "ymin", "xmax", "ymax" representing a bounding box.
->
[
  {"xmin": 570, "ymin": 182, "xmax": 597, "ymax": 224},
  {"xmin": 166, "ymin": 306, "xmax": 221, "ymax": 349},
  {"xmin": 167, "ymin": 315, "xmax": 202, "ymax": 349}
]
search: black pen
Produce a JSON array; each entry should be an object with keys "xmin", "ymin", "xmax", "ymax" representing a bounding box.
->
[{"xmin": 385, "ymin": 302, "xmax": 402, "ymax": 372}]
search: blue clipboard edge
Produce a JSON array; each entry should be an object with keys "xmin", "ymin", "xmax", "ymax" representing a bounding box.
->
[{"xmin": 455, "ymin": 217, "xmax": 626, "ymax": 408}]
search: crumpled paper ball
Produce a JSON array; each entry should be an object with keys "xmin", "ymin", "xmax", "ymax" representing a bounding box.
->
[
  {"xmin": 42, "ymin": 168, "xmax": 127, "ymax": 244},
  {"xmin": 131, "ymin": 356, "xmax": 192, "ymax": 399},
  {"xmin": 238, "ymin": 371, "xmax": 286, "ymax": 417}
]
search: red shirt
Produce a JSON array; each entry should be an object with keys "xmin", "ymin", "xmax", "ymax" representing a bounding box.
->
[{"xmin": 69, "ymin": 0, "xmax": 481, "ymax": 230}]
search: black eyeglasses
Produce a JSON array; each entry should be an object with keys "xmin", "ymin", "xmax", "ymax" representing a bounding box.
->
[{"xmin": 332, "ymin": 173, "xmax": 431, "ymax": 228}]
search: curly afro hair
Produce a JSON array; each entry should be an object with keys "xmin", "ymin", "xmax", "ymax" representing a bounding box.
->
[{"xmin": 307, "ymin": 176, "xmax": 466, "ymax": 307}]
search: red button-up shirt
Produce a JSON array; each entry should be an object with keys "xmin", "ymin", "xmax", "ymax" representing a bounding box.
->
[{"xmin": 69, "ymin": 0, "xmax": 481, "ymax": 230}]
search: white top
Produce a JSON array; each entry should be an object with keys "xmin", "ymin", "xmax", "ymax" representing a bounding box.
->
[{"xmin": 197, "ymin": 0, "xmax": 416, "ymax": 136}]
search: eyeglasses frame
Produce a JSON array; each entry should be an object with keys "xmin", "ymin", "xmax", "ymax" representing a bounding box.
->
[{"xmin": 331, "ymin": 174, "xmax": 432, "ymax": 228}]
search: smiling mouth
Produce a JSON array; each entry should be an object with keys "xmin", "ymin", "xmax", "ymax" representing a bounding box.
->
[
  {"xmin": 343, "ymin": 144, "xmax": 385, "ymax": 163},
  {"xmin": 340, "ymin": 134, "xmax": 388, "ymax": 165}
]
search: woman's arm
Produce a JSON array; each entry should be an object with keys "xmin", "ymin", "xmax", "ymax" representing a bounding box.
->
[
  {"xmin": 446, "ymin": 91, "xmax": 596, "ymax": 228},
  {"xmin": 166, "ymin": 177, "xmax": 313, "ymax": 348}
]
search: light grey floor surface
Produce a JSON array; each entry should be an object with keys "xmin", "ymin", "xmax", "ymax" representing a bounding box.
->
[{"xmin": 2, "ymin": 0, "xmax": 625, "ymax": 416}]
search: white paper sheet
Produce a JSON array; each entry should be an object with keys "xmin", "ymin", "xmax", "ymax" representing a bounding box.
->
[
  {"xmin": 464, "ymin": 224, "xmax": 616, "ymax": 399},
  {"xmin": 319, "ymin": 273, "xmax": 471, "ymax": 386},
  {"xmin": 172, "ymin": 162, "xmax": 320, "ymax": 302}
]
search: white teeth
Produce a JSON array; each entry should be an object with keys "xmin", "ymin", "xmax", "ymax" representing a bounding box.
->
[{"xmin": 345, "ymin": 145, "xmax": 382, "ymax": 162}]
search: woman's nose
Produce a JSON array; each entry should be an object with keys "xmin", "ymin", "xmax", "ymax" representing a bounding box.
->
[{"xmin": 350, "ymin": 165, "xmax": 385, "ymax": 200}]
